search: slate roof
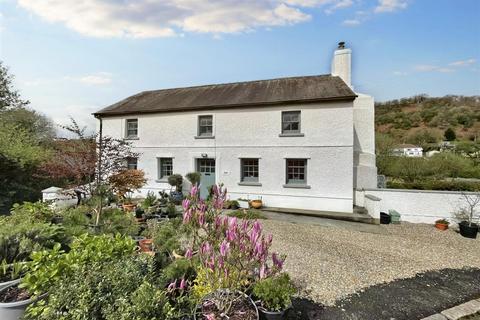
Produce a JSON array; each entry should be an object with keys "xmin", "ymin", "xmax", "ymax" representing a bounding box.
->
[{"xmin": 94, "ymin": 74, "xmax": 356, "ymax": 117}]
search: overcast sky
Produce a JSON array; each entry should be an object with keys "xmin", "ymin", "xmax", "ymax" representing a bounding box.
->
[{"xmin": 1, "ymin": 0, "xmax": 479, "ymax": 132}]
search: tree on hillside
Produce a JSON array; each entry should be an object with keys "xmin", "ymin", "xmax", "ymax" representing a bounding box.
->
[
  {"xmin": 444, "ymin": 128, "xmax": 457, "ymax": 141},
  {"xmin": 0, "ymin": 62, "xmax": 29, "ymax": 110}
]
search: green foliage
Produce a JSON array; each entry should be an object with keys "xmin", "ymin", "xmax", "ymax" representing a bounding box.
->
[
  {"xmin": 0, "ymin": 217, "xmax": 66, "ymax": 263},
  {"xmin": 223, "ymin": 200, "xmax": 239, "ymax": 209},
  {"xmin": 159, "ymin": 258, "xmax": 197, "ymax": 288},
  {"xmin": 168, "ymin": 174, "xmax": 184, "ymax": 192},
  {"xmin": 151, "ymin": 219, "xmax": 185, "ymax": 267},
  {"xmin": 387, "ymin": 179, "xmax": 480, "ymax": 191},
  {"xmin": 228, "ymin": 209, "xmax": 267, "ymax": 220},
  {"xmin": 0, "ymin": 62, "xmax": 29, "ymax": 110},
  {"xmin": 99, "ymin": 208, "xmax": 139, "ymax": 236},
  {"xmin": 141, "ymin": 191, "xmax": 157, "ymax": 209},
  {"xmin": 20, "ymin": 234, "xmax": 135, "ymax": 296},
  {"xmin": 0, "ymin": 260, "xmax": 27, "ymax": 282},
  {"xmin": 444, "ymin": 127, "xmax": 457, "ymax": 141},
  {"xmin": 9, "ymin": 201, "xmax": 55, "ymax": 223},
  {"xmin": 253, "ymin": 273, "xmax": 296, "ymax": 312},
  {"xmin": 186, "ymin": 172, "xmax": 201, "ymax": 186},
  {"xmin": 167, "ymin": 202, "xmax": 178, "ymax": 218}
]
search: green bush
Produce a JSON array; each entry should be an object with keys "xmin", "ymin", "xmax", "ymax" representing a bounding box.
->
[
  {"xmin": 99, "ymin": 208, "xmax": 139, "ymax": 236},
  {"xmin": 9, "ymin": 201, "xmax": 55, "ymax": 223},
  {"xmin": 253, "ymin": 273, "xmax": 296, "ymax": 312},
  {"xmin": 141, "ymin": 191, "xmax": 158, "ymax": 209},
  {"xmin": 228, "ymin": 209, "xmax": 266, "ymax": 220},
  {"xmin": 387, "ymin": 179, "xmax": 480, "ymax": 191},
  {"xmin": 185, "ymin": 172, "xmax": 201, "ymax": 186},
  {"xmin": 0, "ymin": 218, "xmax": 66, "ymax": 263},
  {"xmin": 168, "ymin": 174, "xmax": 183, "ymax": 192}
]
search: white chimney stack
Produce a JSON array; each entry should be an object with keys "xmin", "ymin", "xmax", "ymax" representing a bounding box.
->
[{"xmin": 331, "ymin": 41, "xmax": 352, "ymax": 88}]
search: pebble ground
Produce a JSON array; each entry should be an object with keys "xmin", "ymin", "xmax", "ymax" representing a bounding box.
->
[{"xmin": 262, "ymin": 220, "xmax": 480, "ymax": 306}]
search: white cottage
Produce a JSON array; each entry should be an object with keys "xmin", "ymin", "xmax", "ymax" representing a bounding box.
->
[{"xmin": 94, "ymin": 43, "xmax": 377, "ymax": 214}]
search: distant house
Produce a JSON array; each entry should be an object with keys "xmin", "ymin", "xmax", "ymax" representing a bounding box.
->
[
  {"xmin": 393, "ymin": 144, "xmax": 423, "ymax": 157},
  {"xmin": 93, "ymin": 42, "xmax": 377, "ymax": 214}
]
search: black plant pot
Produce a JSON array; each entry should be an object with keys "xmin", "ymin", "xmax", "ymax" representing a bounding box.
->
[
  {"xmin": 459, "ymin": 221, "xmax": 478, "ymax": 239},
  {"xmin": 380, "ymin": 212, "xmax": 391, "ymax": 224}
]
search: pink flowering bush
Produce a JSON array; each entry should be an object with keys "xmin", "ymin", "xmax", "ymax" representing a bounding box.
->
[{"xmin": 181, "ymin": 184, "xmax": 285, "ymax": 316}]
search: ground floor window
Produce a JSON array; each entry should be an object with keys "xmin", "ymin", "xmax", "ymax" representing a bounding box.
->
[
  {"xmin": 158, "ymin": 158, "xmax": 173, "ymax": 179},
  {"xmin": 241, "ymin": 158, "xmax": 259, "ymax": 182},
  {"xmin": 286, "ymin": 159, "xmax": 307, "ymax": 185},
  {"xmin": 126, "ymin": 157, "xmax": 137, "ymax": 170}
]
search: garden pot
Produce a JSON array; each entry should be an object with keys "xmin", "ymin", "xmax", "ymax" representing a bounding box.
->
[
  {"xmin": 51, "ymin": 215, "xmax": 64, "ymax": 224},
  {"xmin": 380, "ymin": 212, "xmax": 391, "ymax": 224},
  {"xmin": 258, "ymin": 307, "xmax": 289, "ymax": 320},
  {"xmin": 435, "ymin": 222, "xmax": 449, "ymax": 231},
  {"xmin": 0, "ymin": 281, "xmax": 46, "ymax": 320},
  {"xmin": 131, "ymin": 235, "xmax": 145, "ymax": 244},
  {"xmin": 139, "ymin": 239, "xmax": 154, "ymax": 253},
  {"xmin": 0, "ymin": 278, "xmax": 20, "ymax": 292},
  {"xmin": 122, "ymin": 203, "xmax": 136, "ymax": 212},
  {"xmin": 170, "ymin": 191, "xmax": 184, "ymax": 204},
  {"xmin": 238, "ymin": 200, "xmax": 250, "ymax": 209},
  {"xmin": 194, "ymin": 290, "xmax": 259, "ymax": 320},
  {"xmin": 250, "ymin": 200, "xmax": 263, "ymax": 209},
  {"xmin": 459, "ymin": 221, "xmax": 479, "ymax": 239}
]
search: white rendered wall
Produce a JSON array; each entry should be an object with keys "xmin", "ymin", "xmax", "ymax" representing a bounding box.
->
[
  {"xmin": 355, "ymin": 188, "xmax": 477, "ymax": 223},
  {"xmin": 353, "ymin": 93, "xmax": 377, "ymax": 189},
  {"xmin": 99, "ymin": 101, "xmax": 354, "ymax": 213}
]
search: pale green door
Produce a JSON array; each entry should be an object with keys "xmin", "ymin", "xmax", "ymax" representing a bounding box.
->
[{"xmin": 197, "ymin": 158, "xmax": 216, "ymax": 199}]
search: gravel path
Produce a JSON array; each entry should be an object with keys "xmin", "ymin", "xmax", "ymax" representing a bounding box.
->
[{"xmin": 262, "ymin": 220, "xmax": 480, "ymax": 306}]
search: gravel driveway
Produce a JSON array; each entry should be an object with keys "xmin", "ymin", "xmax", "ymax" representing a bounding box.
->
[{"xmin": 262, "ymin": 219, "xmax": 480, "ymax": 306}]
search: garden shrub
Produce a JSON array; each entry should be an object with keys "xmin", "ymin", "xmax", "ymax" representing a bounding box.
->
[
  {"xmin": 0, "ymin": 218, "xmax": 66, "ymax": 263},
  {"xmin": 9, "ymin": 201, "xmax": 55, "ymax": 223},
  {"xmin": 253, "ymin": 273, "xmax": 296, "ymax": 312},
  {"xmin": 228, "ymin": 209, "xmax": 267, "ymax": 220},
  {"xmin": 99, "ymin": 208, "xmax": 139, "ymax": 236}
]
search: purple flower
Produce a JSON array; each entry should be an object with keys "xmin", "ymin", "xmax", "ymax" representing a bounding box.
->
[
  {"xmin": 259, "ymin": 264, "xmax": 266, "ymax": 279},
  {"xmin": 198, "ymin": 211, "xmax": 205, "ymax": 226},
  {"xmin": 182, "ymin": 198, "xmax": 190, "ymax": 210},
  {"xmin": 228, "ymin": 217, "xmax": 237, "ymax": 229},
  {"xmin": 183, "ymin": 209, "xmax": 192, "ymax": 224},
  {"xmin": 190, "ymin": 184, "xmax": 199, "ymax": 197},
  {"xmin": 272, "ymin": 252, "xmax": 284, "ymax": 270},
  {"xmin": 167, "ymin": 281, "xmax": 176, "ymax": 291},
  {"xmin": 179, "ymin": 278, "xmax": 186, "ymax": 290},
  {"xmin": 200, "ymin": 241, "xmax": 211, "ymax": 255},
  {"xmin": 185, "ymin": 248, "xmax": 193, "ymax": 259},
  {"xmin": 220, "ymin": 240, "xmax": 230, "ymax": 257}
]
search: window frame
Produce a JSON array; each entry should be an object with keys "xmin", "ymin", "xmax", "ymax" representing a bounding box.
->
[
  {"xmin": 125, "ymin": 119, "xmax": 138, "ymax": 139},
  {"xmin": 285, "ymin": 158, "xmax": 308, "ymax": 186},
  {"xmin": 240, "ymin": 158, "xmax": 259, "ymax": 183},
  {"xmin": 126, "ymin": 157, "xmax": 138, "ymax": 170},
  {"xmin": 281, "ymin": 111, "xmax": 301, "ymax": 135},
  {"xmin": 197, "ymin": 115, "xmax": 213, "ymax": 137},
  {"xmin": 158, "ymin": 157, "xmax": 173, "ymax": 180}
]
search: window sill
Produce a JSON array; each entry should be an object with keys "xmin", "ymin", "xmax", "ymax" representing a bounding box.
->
[
  {"xmin": 124, "ymin": 137, "xmax": 139, "ymax": 140},
  {"xmin": 155, "ymin": 179, "xmax": 169, "ymax": 183},
  {"xmin": 194, "ymin": 136, "xmax": 215, "ymax": 139},
  {"xmin": 279, "ymin": 133, "xmax": 304, "ymax": 137},
  {"xmin": 283, "ymin": 184, "xmax": 311, "ymax": 189},
  {"xmin": 238, "ymin": 182, "xmax": 262, "ymax": 187}
]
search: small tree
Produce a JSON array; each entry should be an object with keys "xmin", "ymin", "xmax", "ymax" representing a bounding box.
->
[
  {"xmin": 455, "ymin": 192, "xmax": 480, "ymax": 227},
  {"xmin": 444, "ymin": 128, "xmax": 456, "ymax": 141},
  {"xmin": 168, "ymin": 174, "xmax": 183, "ymax": 192},
  {"xmin": 108, "ymin": 169, "xmax": 147, "ymax": 203},
  {"xmin": 185, "ymin": 172, "xmax": 201, "ymax": 186}
]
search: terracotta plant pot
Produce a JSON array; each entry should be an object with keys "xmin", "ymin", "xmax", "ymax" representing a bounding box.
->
[
  {"xmin": 250, "ymin": 200, "xmax": 263, "ymax": 209},
  {"xmin": 139, "ymin": 239, "xmax": 154, "ymax": 253},
  {"xmin": 122, "ymin": 203, "xmax": 136, "ymax": 212},
  {"xmin": 435, "ymin": 222, "xmax": 449, "ymax": 231}
]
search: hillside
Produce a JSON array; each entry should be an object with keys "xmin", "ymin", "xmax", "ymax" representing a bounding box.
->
[{"xmin": 375, "ymin": 95, "xmax": 480, "ymax": 144}]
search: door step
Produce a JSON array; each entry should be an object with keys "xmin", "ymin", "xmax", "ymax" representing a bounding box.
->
[{"xmin": 261, "ymin": 207, "xmax": 377, "ymax": 224}]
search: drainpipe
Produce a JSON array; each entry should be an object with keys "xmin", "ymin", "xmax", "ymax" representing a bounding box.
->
[{"xmin": 95, "ymin": 115, "xmax": 103, "ymax": 226}]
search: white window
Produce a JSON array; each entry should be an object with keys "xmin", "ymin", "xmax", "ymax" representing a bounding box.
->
[
  {"xmin": 198, "ymin": 115, "xmax": 213, "ymax": 137},
  {"xmin": 158, "ymin": 158, "xmax": 173, "ymax": 179},
  {"xmin": 126, "ymin": 119, "xmax": 138, "ymax": 138}
]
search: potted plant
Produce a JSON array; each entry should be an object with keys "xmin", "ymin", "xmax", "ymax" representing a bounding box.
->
[
  {"xmin": 250, "ymin": 198, "xmax": 263, "ymax": 209},
  {"xmin": 186, "ymin": 172, "xmax": 201, "ymax": 187},
  {"xmin": 0, "ymin": 281, "xmax": 45, "ymax": 320},
  {"xmin": 253, "ymin": 273, "xmax": 296, "ymax": 320},
  {"xmin": 196, "ymin": 289, "xmax": 259, "ymax": 320},
  {"xmin": 238, "ymin": 198, "xmax": 250, "ymax": 209},
  {"xmin": 168, "ymin": 174, "xmax": 184, "ymax": 204},
  {"xmin": 434, "ymin": 219, "xmax": 449, "ymax": 231},
  {"xmin": 455, "ymin": 193, "xmax": 480, "ymax": 239},
  {"xmin": 0, "ymin": 262, "xmax": 25, "ymax": 291},
  {"xmin": 108, "ymin": 169, "xmax": 147, "ymax": 212}
]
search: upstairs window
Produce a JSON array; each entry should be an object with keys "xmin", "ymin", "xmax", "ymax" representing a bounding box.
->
[
  {"xmin": 198, "ymin": 115, "xmax": 213, "ymax": 137},
  {"xmin": 285, "ymin": 159, "xmax": 307, "ymax": 185},
  {"xmin": 126, "ymin": 119, "xmax": 138, "ymax": 138},
  {"xmin": 241, "ymin": 158, "xmax": 259, "ymax": 183},
  {"xmin": 281, "ymin": 111, "xmax": 301, "ymax": 134},
  {"xmin": 158, "ymin": 158, "xmax": 173, "ymax": 179},
  {"xmin": 126, "ymin": 157, "xmax": 137, "ymax": 170}
]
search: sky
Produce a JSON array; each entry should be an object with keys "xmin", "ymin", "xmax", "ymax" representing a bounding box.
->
[{"xmin": 1, "ymin": 0, "xmax": 479, "ymax": 132}]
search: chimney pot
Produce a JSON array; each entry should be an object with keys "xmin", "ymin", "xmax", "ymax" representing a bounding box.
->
[{"xmin": 338, "ymin": 41, "xmax": 345, "ymax": 49}]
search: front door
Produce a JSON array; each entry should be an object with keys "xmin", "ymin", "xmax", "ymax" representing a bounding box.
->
[{"xmin": 197, "ymin": 158, "xmax": 216, "ymax": 199}]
